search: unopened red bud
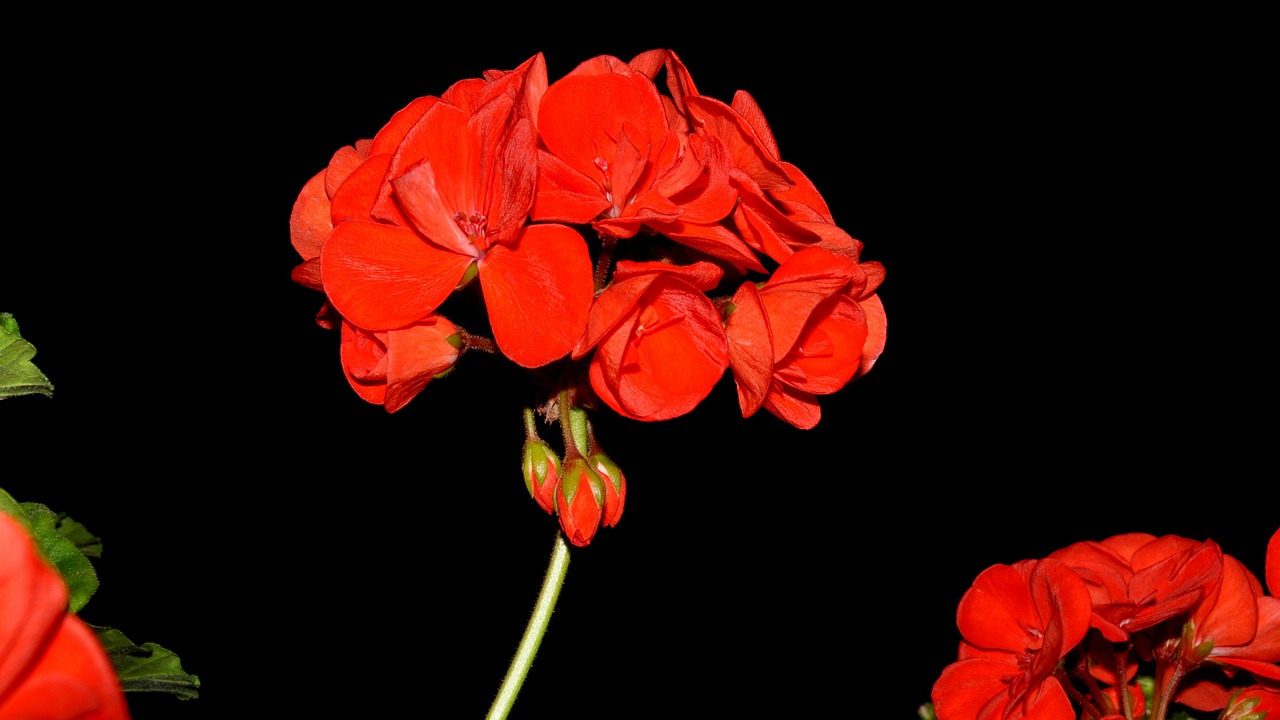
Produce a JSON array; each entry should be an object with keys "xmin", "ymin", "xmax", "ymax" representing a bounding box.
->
[
  {"xmin": 591, "ymin": 453, "xmax": 626, "ymax": 528},
  {"xmin": 523, "ymin": 440, "xmax": 560, "ymax": 515},
  {"xmin": 556, "ymin": 457, "xmax": 604, "ymax": 547}
]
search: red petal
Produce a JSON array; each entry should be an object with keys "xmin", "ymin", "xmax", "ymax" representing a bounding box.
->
[
  {"xmin": 589, "ymin": 277, "xmax": 728, "ymax": 421},
  {"xmin": 368, "ymin": 95, "xmax": 439, "ymax": 156},
  {"xmin": 932, "ymin": 657, "xmax": 1018, "ymax": 720},
  {"xmin": 384, "ymin": 317, "xmax": 460, "ymax": 412},
  {"xmin": 531, "ymin": 150, "xmax": 613, "ymax": 224},
  {"xmin": 0, "ymin": 515, "xmax": 66, "ymax": 702},
  {"xmin": 340, "ymin": 322, "xmax": 389, "ymax": 406},
  {"xmin": 773, "ymin": 295, "xmax": 867, "ymax": 395},
  {"xmin": 290, "ymin": 169, "xmax": 331, "ymax": 261},
  {"xmin": 644, "ymin": 218, "xmax": 766, "ymax": 274},
  {"xmin": 0, "ymin": 616, "xmax": 129, "ymax": 720},
  {"xmin": 685, "ymin": 94, "xmax": 791, "ymax": 193},
  {"xmin": 956, "ymin": 563, "xmax": 1040, "ymax": 653},
  {"xmin": 479, "ymin": 224, "xmax": 593, "ymax": 368},
  {"xmin": 321, "ymin": 220, "xmax": 470, "ymax": 330},
  {"xmin": 724, "ymin": 281, "xmax": 772, "ymax": 417},
  {"xmin": 330, "ymin": 153, "xmax": 403, "ymax": 227},
  {"xmin": 856, "ymin": 294, "xmax": 888, "ymax": 377}
]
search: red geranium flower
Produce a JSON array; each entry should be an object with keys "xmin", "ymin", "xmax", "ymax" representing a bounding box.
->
[
  {"xmin": 724, "ymin": 247, "xmax": 877, "ymax": 429},
  {"xmin": 1049, "ymin": 533, "xmax": 1224, "ymax": 642},
  {"xmin": 319, "ymin": 56, "xmax": 593, "ymax": 369},
  {"xmin": 0, "ymin": 513, "xmax": 130, "ymax": 720},
  {"xmin": 931, "ymin": 558, "xmax": 1092, "ymax": 720},
  {"xmin": 573, "ymin": 260, "xmax": 729, "ymax": 422},
  {"xmin": 339, "ymin": 316, "xmax": 461, "ymax": 413}
]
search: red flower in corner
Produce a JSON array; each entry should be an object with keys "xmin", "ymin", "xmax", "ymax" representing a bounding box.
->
[
  {"xmin": 0, "ymin": 512, "xmax": 130, "ymax": 720},
  {"xmin": 931, "ymin": 558, "xmax": 1092, "ymax": 720},
  {"xmin": 572, "ymin": 260, "xmax": 729, "ymax": 422}
]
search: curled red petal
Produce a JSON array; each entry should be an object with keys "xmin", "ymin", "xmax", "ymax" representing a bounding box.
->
[
  {"xmin": 857, "ymin": 294, "xmax": 888, "ymax": 377},
  {"xmin": 724, "ymin": 281, "xmax": 772, "ymax": 417},
  {"xmin": 289, "ymin": 169, "xmax": 331, "ymax": 261},
  {"xmin": 773, "ymin": 295, "xmax": 867, "ymax": 395},
  {"xmin": 762, "ymin": 381, "xmax": 821, "ymax": 430},
  {"xmin": 384, "ymin": 317, "xmax": 461, "ymax": 412}
]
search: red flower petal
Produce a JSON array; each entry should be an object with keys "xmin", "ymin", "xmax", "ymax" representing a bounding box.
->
[
  {"xmin": 479, "ymin": 224, "xmax": 593, "ymax": 368},
  {"xmin": 773, "ymin": 295, "xmax": 867, "ymax": 395},
  {"xmin": 0, "ymin": 616, "xmax": 130, "ymax": 720},
  {"xmin": 289, "ymin": 169, "xmax": 331, "ymax": 261},
  {"xmin": 384, "ymin": 317, "xmax": 461, "ymax": 412},
  {"xmin": 0, "ymin": 514, "xmax": 128, "ymax": 720},
  {"xmin": 321, "ymin": 220, "xmax": 471, "ymax": 330},
  {"xmin": 724, "ymin": 281, "xmax": 772, "ymax": 417},
  {"xmin": 588, "ymin": 273, "xmax": 728, "ymax": 421}
]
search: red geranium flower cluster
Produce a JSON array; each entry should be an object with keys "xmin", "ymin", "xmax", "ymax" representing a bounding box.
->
[
  {"xmin": 289, "ymin": 50, "xmax": 886, "ymax": 544},
  {"xmin": 930, "ymin": 528, "xmax": 1280, "ymax": 720}
]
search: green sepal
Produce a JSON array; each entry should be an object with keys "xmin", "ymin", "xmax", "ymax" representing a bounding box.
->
[
  {"xmin": 20, "ymin": 502, "xmax": 101, "ymax": 614},
  {"xmin": 94, "ymin": 626, "xmax": 201, "ymax": 700},
  {"xmin": 0, "ymin": 312, "xmax": 54, "ymax": 399},
  {"xmin": 917, "ymin": 703, "xmax": 938, "ymax": 720},
  {"xmin": 0, "ymin": 487, "xmax": 28, "ymax": 528}
]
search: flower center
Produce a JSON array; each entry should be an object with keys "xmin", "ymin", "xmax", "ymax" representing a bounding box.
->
[
  {"xmin": 454, "ymin": 211, "xmax": 491, "ymax": 252},
  {"xmin": 594, "ymin": 156, "xmax": 622, "ymax": 219}
]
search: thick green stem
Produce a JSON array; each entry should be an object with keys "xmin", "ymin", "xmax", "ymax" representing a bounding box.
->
[{"xmin": 485, "ymin": 531, "xmax": 571, "ymax": 720}]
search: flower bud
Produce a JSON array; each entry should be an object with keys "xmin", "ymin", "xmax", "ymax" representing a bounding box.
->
[
  {"xmin": 591, "ymin": 453, "xmax": 626, "ymax": 528},
  {"xmin": 556, "ymin": 457, "xmax": 604, "ymax": 547},
  {"xmin": 522, "ymin": 440, "xmax": 560, "ymax": 515}
]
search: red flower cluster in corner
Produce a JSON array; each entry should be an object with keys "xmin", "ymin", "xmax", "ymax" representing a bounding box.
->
[
  {"xmin": 0, "ymin": 513, "xmax": 130, "ymax": 720},
  {"xmin": 290, "ymin": 50, "xmax": 887, "ymax": 545},
  {"xmin": 931, "ymin": 528, "xmax": 1280, "ymax": 720}
]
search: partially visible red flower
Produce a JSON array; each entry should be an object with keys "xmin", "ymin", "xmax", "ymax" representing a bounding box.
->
[
  {"xmin": 931, "ymin": 558, "xmax": 1093, "ymax": 720},
  {"xmin": 1174, "ymin": 535, "xmax": 1280, "ymax": 711},
  {"xmin": 339, "ymin": 315, "xmax": 461, "ymax": 413},
  {"xmin": 724, "ymin": 247, "xmax": 874, "ymax": 429},
  {"xmin": 0, "ymin": 512, "xmax": 130, "ymax": 720},
  {"xmin": 1049, "ymin": 533, "xmax": 1224, "ymax": 642},
  {"xmin": 573, "ymin": 260, "xmax": 729, "ymax": 422}
]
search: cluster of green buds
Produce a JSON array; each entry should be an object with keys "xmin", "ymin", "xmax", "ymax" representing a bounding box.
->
[{"xmin": 521, "ymin": 401, "xmax": 626, "ymax": 547}]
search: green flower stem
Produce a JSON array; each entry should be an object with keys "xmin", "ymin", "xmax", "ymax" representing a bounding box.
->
[{"xmin": 485, "ymin": 530, "xmax": 571, "ymax": 720}]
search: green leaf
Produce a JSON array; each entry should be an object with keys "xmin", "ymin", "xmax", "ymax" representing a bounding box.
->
[
  {"xmin": 21, "ymin": 502, "xmax": 100, "ymax": 613},
  {"xmin": 94, "ymin": 627, "xmax": 201, "ymax": 700},
  {"xmin": 52, "ymin": 514, "xmax": 104, "ymax": 559},
  {"xmin": 0, "ymin": 312, "xmax": 54, "ymax": 399}
]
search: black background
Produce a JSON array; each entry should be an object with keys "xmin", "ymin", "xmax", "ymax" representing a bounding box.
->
[{"xmin": 3, "ymin": 16, "xmax": 1272, "ymax": 719}]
